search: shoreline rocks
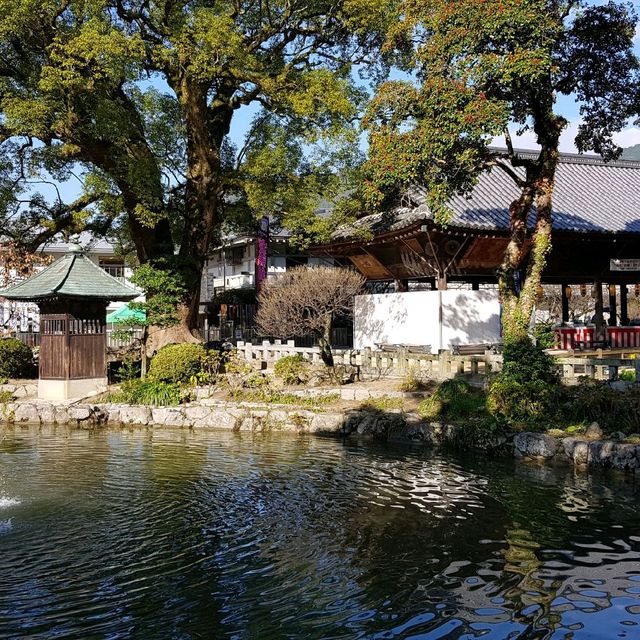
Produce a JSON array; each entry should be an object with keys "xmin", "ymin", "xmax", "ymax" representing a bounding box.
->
[{"xmin": 3, "ymin": 398, "xmax": 640, "ymax": 473}]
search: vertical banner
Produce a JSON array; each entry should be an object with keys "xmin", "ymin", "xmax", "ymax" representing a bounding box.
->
[{"xmin": 255, "ymin": 216, "xmax": 269, "ymax": 294}]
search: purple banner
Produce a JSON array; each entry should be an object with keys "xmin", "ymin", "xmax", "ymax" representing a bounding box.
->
[{"xmin": 255, "ymin": 216, "xmax": 269, "ymax": 293}]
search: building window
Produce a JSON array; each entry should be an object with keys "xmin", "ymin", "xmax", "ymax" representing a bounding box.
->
[{"xmin": 99, "ymin": 259, "xmax": 125, "ymax": 279}]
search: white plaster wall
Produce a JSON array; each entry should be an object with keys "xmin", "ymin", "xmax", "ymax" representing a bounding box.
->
[
  {"xmin": 440, "ymin": 290, "xmax": 501, "ymax": 349},
  {"xmin": 354, "ymin": 290, "xmax": 501, "ymax": 353},
  {"xmin": 354, "ymin": 293, "xmax": 440, "ymax": 352}
]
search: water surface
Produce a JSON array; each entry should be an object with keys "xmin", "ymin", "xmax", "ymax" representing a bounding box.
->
[{"xmin": 1, "ymin": 426, "xmax": 640, "ymax": 639}]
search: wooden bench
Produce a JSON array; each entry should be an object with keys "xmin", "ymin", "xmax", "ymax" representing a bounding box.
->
[
  {"xmin": 375, "ymin": 343, "xmax": 432, "ymax": 354},
  {"xmin": 451, "ymin": 342, "xmax": 503, "ymax": 356}
]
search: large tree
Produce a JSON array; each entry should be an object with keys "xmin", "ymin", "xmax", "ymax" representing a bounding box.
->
[
  {"xmin": 363, "ymin": 0, "xmax": 640, "ymax": 342},
  {"xmin": 0, "ymin": 0, "xmax": 390, "ymax": 345}
]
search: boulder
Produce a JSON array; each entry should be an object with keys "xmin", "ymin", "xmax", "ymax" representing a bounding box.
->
[
  {"xmin": 151, "ymin": 407, "xmax": 186, "ymax": 427},
  {"xmin": 584, "ymin": 422, "xmax": 603, "ymax": 440},
  {"xmin": 513, "ymin": 432, "xmax": 557, "ymax": 459},
  {"xmin": 608, "ymin": 431, "xmax": 627, "ymax": 442},
  {"xmin": 14, "ymin": 403, "xmax": 41, "ymax": 424},
  {"xmin": 310, "ymin": 413, "xmax": 344, "ymax": 434},
  {"xmin": 119, "ymin": 405, "xmax": 151, "ymax": 426},
  {"xmin": 68, "ymin": 405, "xmax": 93, "ymax": 422}
]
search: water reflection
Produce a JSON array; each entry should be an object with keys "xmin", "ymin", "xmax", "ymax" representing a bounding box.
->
[{"xmin": 1, "ymin": 427, "xmax": 639, "ymax": 639}]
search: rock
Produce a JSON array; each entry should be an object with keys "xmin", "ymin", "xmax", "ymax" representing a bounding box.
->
[
  {"xmin": 608, "ymin": 431, "xmax": 627, "ymax": 442},
  {"xmin": 151, "ymin": 407, "xmax": 186, "ymax": 427},
  {"xmin": 14, "ymin": 403, "xmax": 41, "ymax": 423},
  {"xmin": 340, "ymin": 389, "xmax": 356, "ymax": 401},
  {"xmin": 610, "ymin": 444, "xmax": 640, "ymax": 471},
  {"xmin": 119, "ymin": 405, "xmax": 151, "ymax": 426},
  {"xmin": 55, "ymin": 406, "xmax": 70, "ymax": 425},
  {"xmin": 353, "ymin": 389, "xmax": 372, "ymax": 401},
  {"xmin": 36, "ymin": 403, "xmax": 57, "ymax": 425},
  {"xmin": 584, "ymin": 422, "xmax": 603, "ymax": 440},
  {"xmin": 310, "ymin": 413, "xmax": 344, "ymax": 434},
  {"xmin": 513, "ymin": 432, "xmax": 557, "ymax": 459},
  {"xmin": 184, "ymin": 405, "xmax": 212, "ymax": 427},
  {"xmin": 68, "ymin": 405, "xmax": 93, "ymax": 422}
]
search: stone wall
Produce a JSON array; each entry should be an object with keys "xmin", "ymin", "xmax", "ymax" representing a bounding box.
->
[{"xmin": 513, "ymin": 429, "xmax": 640, "ymax": 472}]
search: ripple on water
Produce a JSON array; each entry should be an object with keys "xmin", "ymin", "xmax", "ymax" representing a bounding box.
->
[{"xmin": 1, "ymin": 427, "xmax": 640, "ymax": 640}]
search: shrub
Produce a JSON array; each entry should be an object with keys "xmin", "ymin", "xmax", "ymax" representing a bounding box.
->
[
  {"xmin": 109, "ymin": 379, "xmax": 186, "ymax": 406},
  {"xmin": 0, "ymin": 338, "xmax": 35, "ymax": 379},
  {"xmin": 397, "ymin": 366, "xmax": 429, "ymax": 392},
  {"xmin": 419, "ymin": 379, "xmax": 486, "ymax": 420},
  {"xmin": 562, "ymin": 378, "xmax": 640, "ymax": 432},
  {"xmin": 487, "ymin": 339, "xmax": 560, "ymax": 427},
  {"xmin": 274, "ymin": 354, "xmax": 311, "ymax": 385},
  {"xmin": 148, "ymin": 343, "xmax": 206, "ymax": 383}
]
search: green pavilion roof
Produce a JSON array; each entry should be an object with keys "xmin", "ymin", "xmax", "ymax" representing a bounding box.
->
[{"xmin": 0, "ymin": 245, "xmax": 139, "ymax": 302}]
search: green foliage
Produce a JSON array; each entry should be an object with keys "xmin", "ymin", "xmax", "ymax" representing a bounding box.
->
[
  {"xmin": 148, "ymin": 343, "xmax": 206, "ymax": 383},
  {"xmin": 487, "ymin": 339, "xmax": 560, "ymax": 426},
  {"xmin": 562, "ymin": 378, "xmax": 640, "ymax": 433},
  {"xmin": 419, "ymin": 379, "xmax": 487, "ymax": 420},
  {"xmin": 0, "ymin": 339, "xmax": 35, "ymax": 379},
  {"xmin": 190, "ymin": 350, "xmax": 224, "ymax": 386},
  {"xmin": 0, "ymin": 390, "xmax": 14, "ymax": 403},
  {"xmin": 232, "ymin": 389, "xmax": 339, "ymax": 408},
  {"xmin": 274, "ymin": 354, "xmax": 311, "ymax": 385},
  {"xmin": 365, "ymin": 0, "xmax": 640, "ymax": 208},
  {"xmin": 532, "ymin": 322, "xmax": 556, "ymax": 349},
  {"xmin": 129, "ymin": 258, "xmax": 194, "ymax": 329},
  {"xmin": 109, "ymin": 379, "xmax": 186, "ymax": 407}
]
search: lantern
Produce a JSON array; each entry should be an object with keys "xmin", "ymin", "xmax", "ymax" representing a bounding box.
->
[
  {"xmin": 536, "ymin": 284, "xmax": 544, "ymax": 299},
  {"xmin": 565, "ymin": 285, "xmax": 572, "ymax": 300},
  {"xmin": 609, "ymin": 284, "xmax": 616, "ymax": 297}
]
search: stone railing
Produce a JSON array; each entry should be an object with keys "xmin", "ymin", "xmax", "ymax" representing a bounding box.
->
[
  {"xmin": 235, "ymin": 341, "xmax": 503, "ymax": 380},
  {"xmin": 235, "ymin": 340, "xmax": 640, "ymax": 382},
  {"xmin": 556, "ymin": 356, "xmax": 640, "ymax": 382}
]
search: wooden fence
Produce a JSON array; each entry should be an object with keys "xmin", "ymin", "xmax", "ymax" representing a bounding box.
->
[{"xmin": 235, "ymin": 340, "xmax": 640, "ymax": 382}]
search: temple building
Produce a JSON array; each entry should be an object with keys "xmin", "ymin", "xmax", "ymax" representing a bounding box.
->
[{"xmin": 313, "ymin": 151, "xmax": 640, "ymax": 349}]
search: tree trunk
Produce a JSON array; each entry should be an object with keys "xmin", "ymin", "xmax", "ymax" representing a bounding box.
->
[
  {"xmin": 318, "ymin": 316, "xmax": 334, "ymax": 367},
  {"xmin": 171, "ymin": 74, "xmax": 234, "ymax": 337},
  {"xmin": 499, "ymin": 114, "xmax": 563, "ymax": 344}
]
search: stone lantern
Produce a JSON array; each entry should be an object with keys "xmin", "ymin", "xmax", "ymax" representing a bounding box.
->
[{"xmin": 0, "ymin": 244, "xmax": 138, "ymax": 400}]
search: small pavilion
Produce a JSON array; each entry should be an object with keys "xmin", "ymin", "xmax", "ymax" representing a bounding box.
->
[{"xmin": 0, "ymin": 244, "xmax": 138, "ymax": 400}]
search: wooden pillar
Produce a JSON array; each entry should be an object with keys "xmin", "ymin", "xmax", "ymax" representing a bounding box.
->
[
  {"xmin": 561, "ymin": 282, "xmax": 570, "ymax": 324},
  {"xmin": 594, "ymin": 280, "xmax": 605, "ymax": 341},
  {"xmin": 395, "ymin": 279, "xmax": 409, "ymax": 293},
  {"xmin": 608, "ymin": 284, "xmax": 617, "ymax": 327},
  {"xmin": 620, "ymin": 285, "xmax": 629, "ymax": 326},
  {"xmin": 471, "ymin": 281, "xmax": 480, "ymax": 291}
]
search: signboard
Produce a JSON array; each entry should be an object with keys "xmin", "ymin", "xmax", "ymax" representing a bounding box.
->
[
  {"xmin": 255, "ymin": 216, "xmax": 269, "ymax": 293},
  {"xmin": 610, "ymin": 259, "xmax": 640, "ymax": 272}
]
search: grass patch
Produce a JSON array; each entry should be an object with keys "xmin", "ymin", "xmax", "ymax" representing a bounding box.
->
[
  {"xmin": 108, "ymin": 379, "xmax": 189, "ymax": 406},
  {"xmin": 231, "ymin": 389, "xmax": 339, "ymax": 408},
  {"xmin": 360, "ymin": 396, "xmax": 405, "ymax": 412}
]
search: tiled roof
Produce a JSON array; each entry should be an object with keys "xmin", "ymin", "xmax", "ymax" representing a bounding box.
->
[
  {"xmin": 0, "ymin": 246, "xmax": 138, "ymax": 302},
  {"xmin": 332, "ymin": 152, "xmax": 640, "ymax": 241}
]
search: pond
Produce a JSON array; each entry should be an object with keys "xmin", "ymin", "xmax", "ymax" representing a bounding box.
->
[{"xmin": 1, "ymin": 427, "xmax": 640, "ymax": 640}]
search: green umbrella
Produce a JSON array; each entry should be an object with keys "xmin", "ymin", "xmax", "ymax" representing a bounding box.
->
[{"xmin": 106, "ymin": 304, "xmax": 146, "ymax": 324}]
